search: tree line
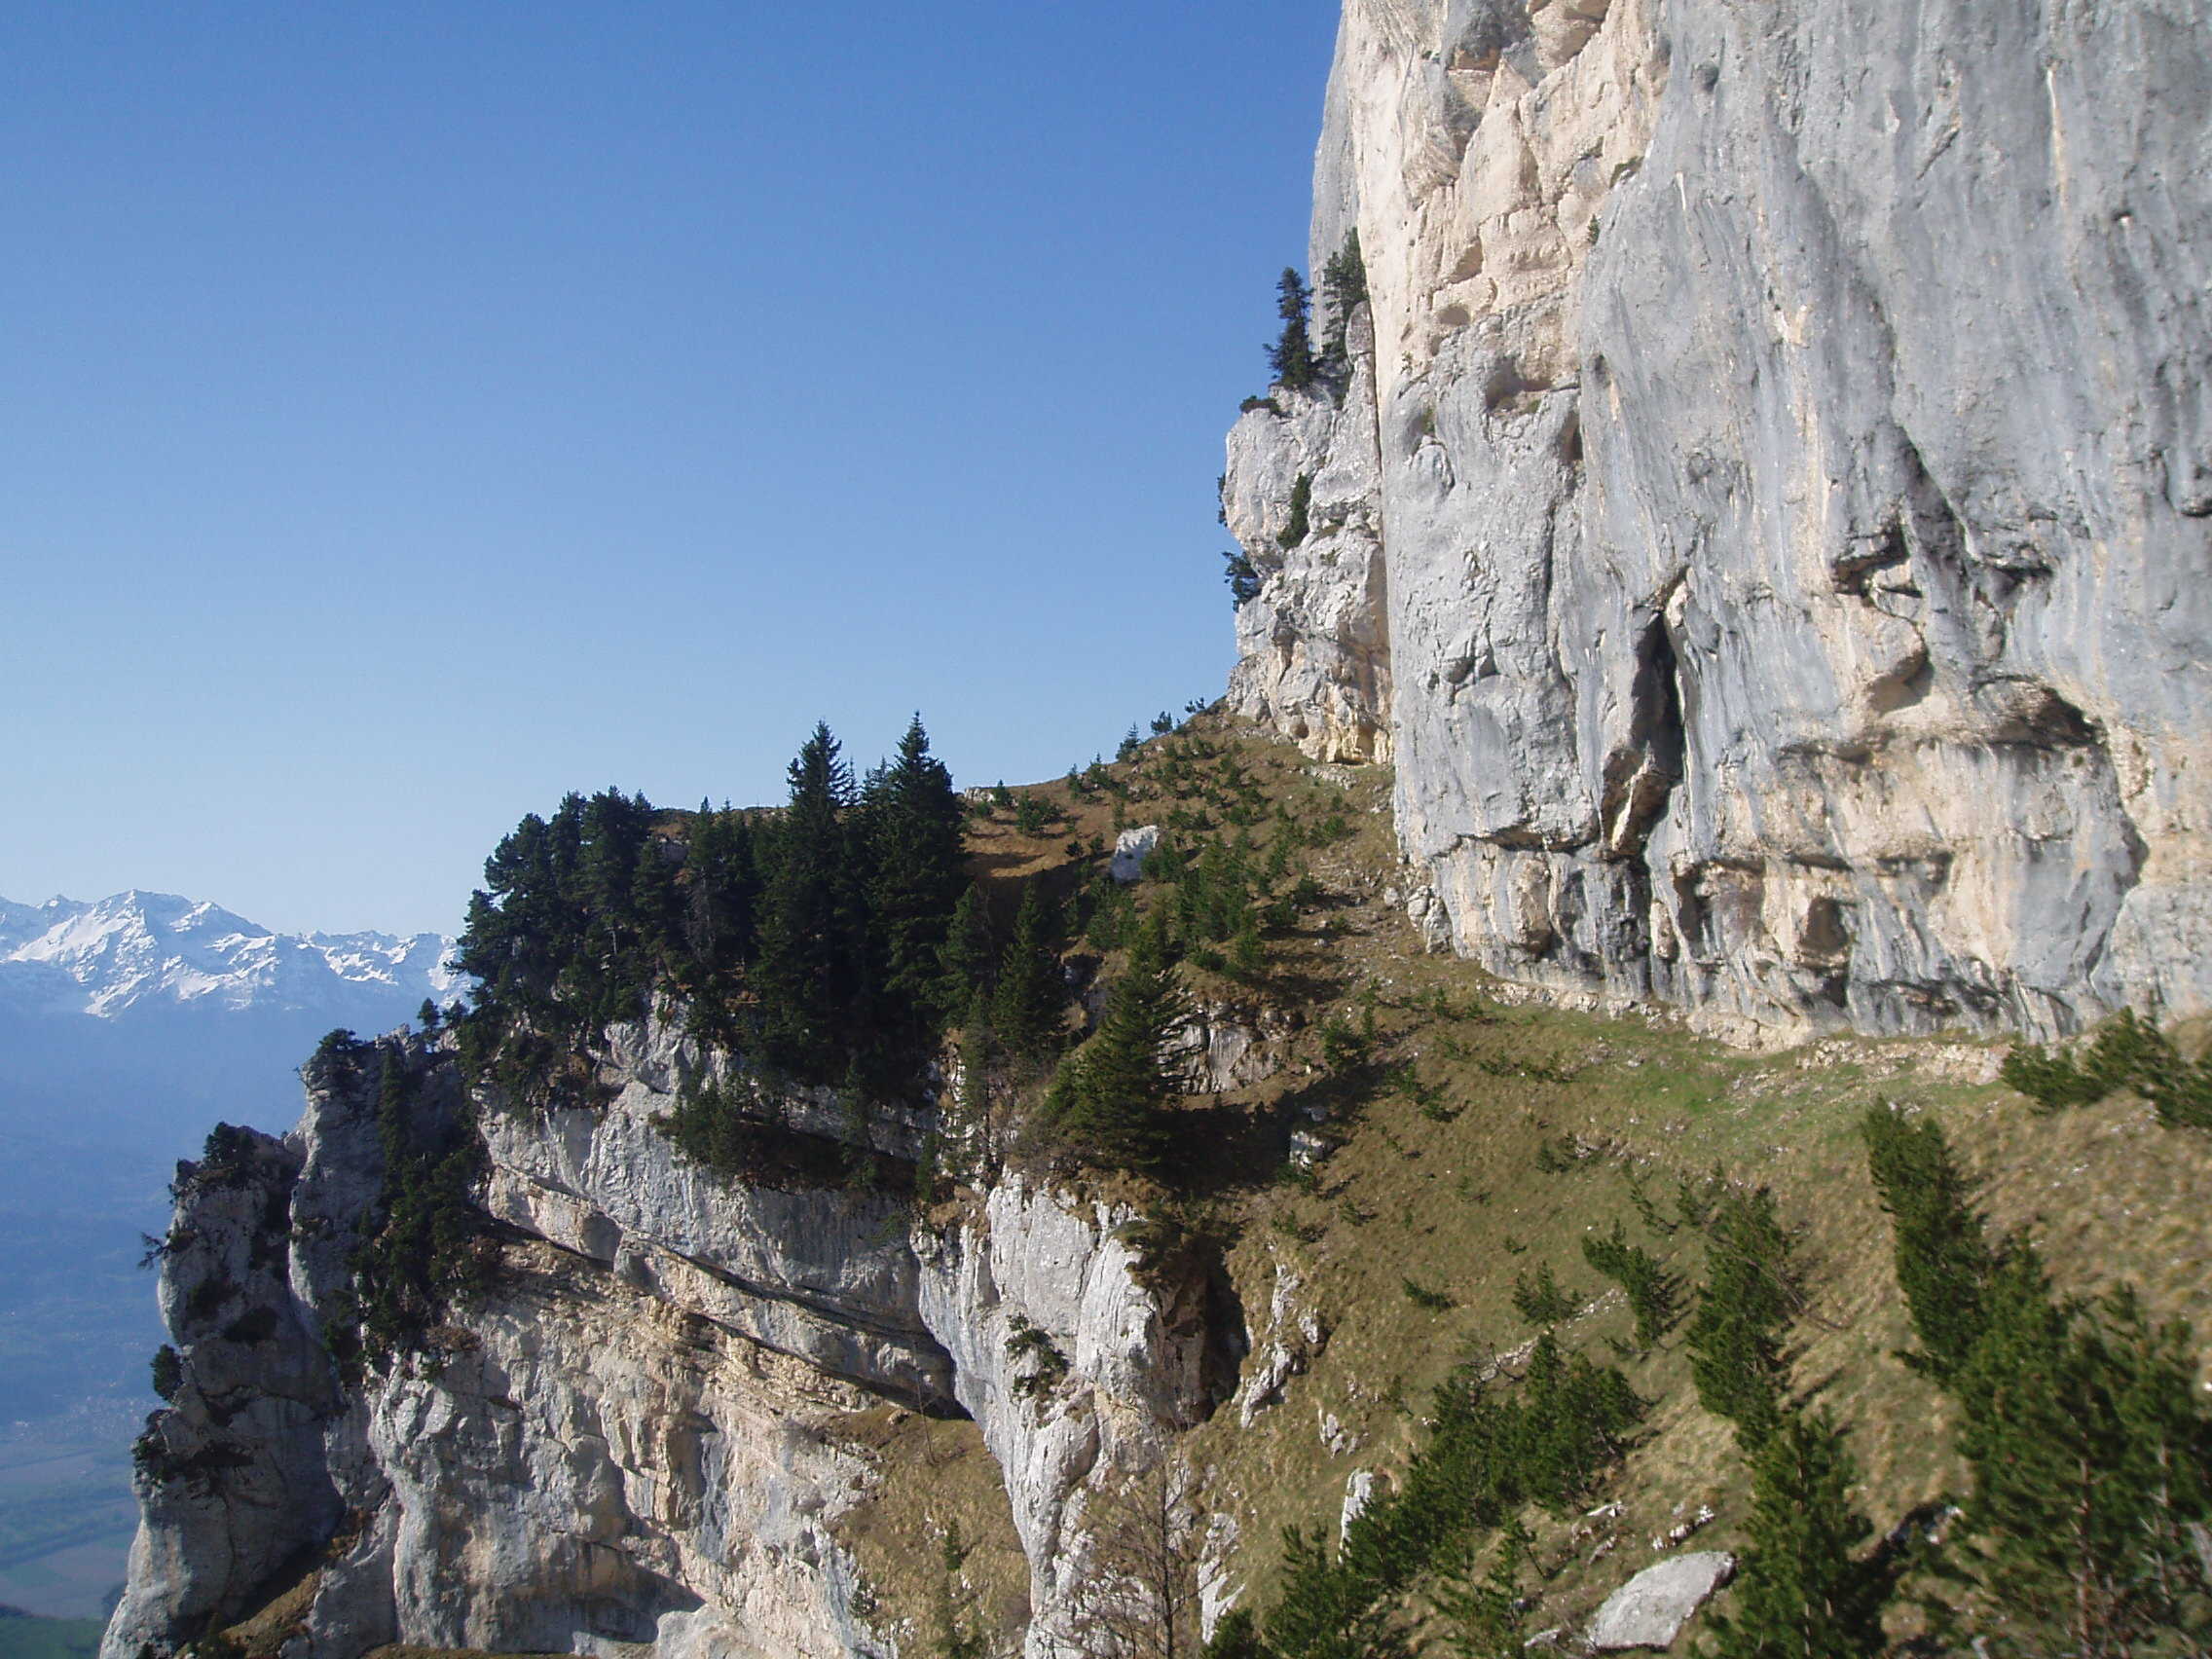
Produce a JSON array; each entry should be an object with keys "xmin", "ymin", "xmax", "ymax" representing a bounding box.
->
[{"xmin": 454, "ymin": 716, "xmax": 973, "ymax": 1106}]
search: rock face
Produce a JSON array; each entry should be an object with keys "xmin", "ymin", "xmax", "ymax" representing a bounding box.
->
[
  {"xmin": 104, "ymin": 1129, "xmax": 341, "ymax": 1659},
  {"xmin": 1227, "ymin": 0, "xmax": 2212, "ymax": 1041},
  {"xmin": 104, "ymin": 1021, "xmax": 1235, "ymax": 1659}
]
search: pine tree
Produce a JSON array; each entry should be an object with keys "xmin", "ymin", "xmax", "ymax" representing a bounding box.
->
[
  {"xmin": 939, "ymin": 883, "xmax": 999, "ymax": 1012},
  {"xmin": 1860, "ymin": 1109, "xmax": 1994, "ymax": 1380},
  {"xmin": 752, "ymin": 723, "xmax": 864, "ymax": 1083},
  {"xmin": 992, "ymin": 880, "xmax": 1066, "ymax": 1062},
  {"xmin": 1949, "ymin": 1255, "xmax": 2212, "ymax": 1655},
  {"xmin": 1051, "ymin": 921, "xmax": 1190, "ymax": 1173},
  {"xmin": 1317, "ymin": 231, "xmax": 1368, "ymax": 384},
  {"xmin": 1685, "ymin": 1188, "xmax": 1797, "ymax": 1448},
  {"xmin": 864, "ymin": 714, "xmax": 968, "ymax": 1066},
  {"xmin": 1702, "ymin": 1409, "xmax": 1893, "ymax": 1659},
  {"xmin": 1266, "ymin": 268, "xmax": 1316, "ymax": 390}
]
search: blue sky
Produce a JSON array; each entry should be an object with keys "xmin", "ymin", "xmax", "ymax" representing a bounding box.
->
[{"xmin": 0, "ymin": 2, "xmax": 1340, "ymax": 938}]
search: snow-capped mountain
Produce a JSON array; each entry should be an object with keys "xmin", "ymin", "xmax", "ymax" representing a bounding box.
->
[
  {"xmin": 0, "ymin": 890, "xmax": 464, "ymax": 1019},
  {"xmin": 0, "ymin": 891, "xmax": 469, "ymax": 1441}
]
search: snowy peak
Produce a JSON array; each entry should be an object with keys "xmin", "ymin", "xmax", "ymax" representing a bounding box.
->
[{"xmin": 0, "ymin": 891, "xmax": 463, "ymax": 1019}]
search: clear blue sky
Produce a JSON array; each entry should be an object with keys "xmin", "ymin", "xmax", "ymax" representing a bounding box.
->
[{"xmin": 0, "ymin": 2, "xmax": 1340, "ymax": 938}]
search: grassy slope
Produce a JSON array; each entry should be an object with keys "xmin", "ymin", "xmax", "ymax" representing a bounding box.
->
[{"xmin": 836, "ymin": 715, "xmax": 2212, "ymax": 1647}]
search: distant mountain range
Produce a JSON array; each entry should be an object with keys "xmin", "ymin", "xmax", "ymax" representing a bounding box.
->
[
  {"xmin": 0, "ymin": 890, "xmax": 462, "ymax": 1616},
  {"xmin": 0, "ymin": 890, "xmax": 463, "ymax": 1021}
]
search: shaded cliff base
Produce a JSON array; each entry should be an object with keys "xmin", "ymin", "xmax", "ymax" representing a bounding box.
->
[{"xmin": 149, "ymin": 717, "xmax": 2211, "ymax": 1657}]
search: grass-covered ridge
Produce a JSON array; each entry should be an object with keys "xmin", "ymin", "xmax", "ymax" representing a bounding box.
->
[{"xmin": 834, "ymin": 715, "xmax": 2212, "ymax": 1655}]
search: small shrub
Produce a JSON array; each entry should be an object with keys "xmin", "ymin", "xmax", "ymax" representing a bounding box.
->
[
  {"xmin": 149, "ymin": 1346, "xmax": 183, "ymax": 1402},
  {"xmin": 1005, "ymin": 1314, "xmax": 1069, "ymax": 1401},
  {"xmin": 1319, "ymin": 1013, "xmax": 1372, "ymax": 1075},
  {"xmin": 1403, "ymin": 1276, "xmax": 1456, "ymax": 1312}
]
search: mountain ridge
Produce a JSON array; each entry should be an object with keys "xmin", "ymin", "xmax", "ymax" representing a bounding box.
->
[{"xmin": 0, "ymin": 890, "xmax": 462, "ymax": 1021}]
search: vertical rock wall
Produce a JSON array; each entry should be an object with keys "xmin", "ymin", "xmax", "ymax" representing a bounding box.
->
[
  {"xmin": 1228, "ymin": 0, "xmax": 2212, "ymax": 1040},
  {"xmin": 104, "ymin": 1023, "xmax": 1229, "ymax": 1659}
]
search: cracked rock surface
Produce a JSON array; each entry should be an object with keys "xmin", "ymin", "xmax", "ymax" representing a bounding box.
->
[{"xmin": 1228, "ymin": 0, "xmax": 2212, "ymax": 1041}]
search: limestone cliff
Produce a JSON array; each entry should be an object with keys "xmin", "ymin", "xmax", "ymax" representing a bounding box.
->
[
  {"xmin": 104, "ymin": 1023, "xmax": 1238, "ymax": 1659},
  {"xmin": 1227, "ymin": 0, "xmax": 2211, "ymax": 1041},
  {"xmin": 102, "ymin": 7, "xmax": 2212, "ymax": 1656}
]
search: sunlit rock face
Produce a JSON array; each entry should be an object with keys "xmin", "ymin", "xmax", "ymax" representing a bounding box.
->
[
  {"xmin": 1230, "ymin": 0, "xmax": 2211, "ymax": 1041},
  {"xmin": 103, "ymin": 1020, "xmax": 1243, "ymax": 1659}
]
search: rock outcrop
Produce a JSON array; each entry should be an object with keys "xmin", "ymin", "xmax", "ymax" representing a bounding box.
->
[
  {"xmin": 1227, "ymin": 0, "xmax": 2212, "ymax": 1042},
  {"xmin": 104, "ymin": 1024, "xmax": 1234, "ymax": 1659},
  {"xmin": 1586, "ymin": 1551, "xmax": 1735, "ymax": 1650}
]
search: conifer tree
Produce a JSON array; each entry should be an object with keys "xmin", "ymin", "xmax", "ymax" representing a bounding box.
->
[
  {"xmin": 1702, "ymin": 1409, "xmax": 1893, "ymax": 1659},
  {"xmin": 864, "ymin": 715, "xmax": 968, "ymax": 1063},
  {"xmin": 1685, "ymin": 1188, "xmax": 1797, "ymax": 1448},
  {"xmin": 1581, "ymin": 1220, "xmax": 1681, "ymax": 1349},
  {"xmin": 1432, "ymin": 1518, "xmax": 1531, "ymax": 1659},
  {"xmin": 682, "ymin": 808, "xmax": 761, "ymax": 992},
  {"xmin": 1200, "ymin": 1608, "xmax": 1267, "ymax": 1659},
  {"xmin": 753, "ymin": 722, "xmax": 864, "ymax": 1083},
  {"xmin": 1051, "ymin": 920, "xmax": 1190, "ymax": 1173},
  {"xmin": 1318, "ymin": 231, "xmax": 1367, "ymax": 384},
  {"xmin": 1222, "ymin": 548, "xmax": 1262, "ymax": 608},
  {"xmin": 1948, "ymin": 1255, "xmax": 2212, "ymax": 1654},
  {"xmin": 939, "ymin": 883, "xmax": 999, "ymax": 1011},
  {"xmin": 628, "ymin": 833, "xmax": 680, "ymax": 964},
  {"xmin": 1266, "ymin": 1526, "xmax": 1411, "ymax": 1659},
  {"xmin": 1859, "ymin": 1109, "xmax": 1994, "ymax": 1380},
  {"xmin": 992, "ymin": 880, "xmax": 1066, "ymax": 1062},
  {"xmin": 1267, "ymin": 268, "xmax": 1316, "ymax": 390}
]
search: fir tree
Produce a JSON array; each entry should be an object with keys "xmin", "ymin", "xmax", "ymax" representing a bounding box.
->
[
  {"xmin": 992, "ymin": 880, "xmax": 1066, "ymax": 1062},
  {"xmin": 1581, "ymin": 1220, "xmax": 1682, "ymax": 1349},
  {"xmin": 939, "ymin": 883, "xmax": 999, "ymax": 1011},
  {"xmin": 1201, "ymin": 1608, "xmax": 1268, "ymax": 1659},
  {"xmin": 1317, "ymin": 231, "xmax": 1368, "ymax": 384},
  {"xmin": 1266, "ymin": 268, "xmax": 1316, "ymax": 390},
  {"xmin": 149, "ymin": 1345, "xmax": 183, "ymax": 1403},
  {"xmin": 1685, "ymin": 1188, "xmax": 1797, "ymax": 1448},
  {"xmin": 1223, "ymin": 547, "xmax": 1263, "ymax": 608},
  {"xmin": 1860, "ymin": 1108, "xmax": 1994, "ymax": 1380},
  {"xmin": 752, "ymin": 722, "xmax": 864, "ymax": 1083},
  {"xmin": 1051, "ymin": 920, "xmax": 1191, "ymax": 1173},
  {"xmin": 1266, "ymin": 1526, "xmax": 1411, "ymax": 1659},
  {"xmin": 1431, "ymin": 1518, "xmax": 1531, "ymax": 1659},
  {"xmin": 864, "ymin": 715, "xmax": 968, "ymax": 1065},
  {"xmin": 682, "ymin": 808, "xmax": 761, "ymax": 989},
  {"xmin": 1949, "ymin": 1256, "xmax": 2212, "ymax": 1654},
  {"xmin": 1702, "ymin": 1409, "xmax": 1893, "ymax": 1659},
  {"xmin": 628, "ymin": 832, "xmax": 680, "ymax": 973}
]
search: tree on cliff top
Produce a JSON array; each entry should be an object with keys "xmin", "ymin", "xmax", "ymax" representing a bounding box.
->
[
  {"xmin": 1267, "ymin": 267, "xmax": 1315, "ymax": 391},
  {"xmin": 753, "ymin": 721, "xmax": 866, "ymax": 1083}
]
